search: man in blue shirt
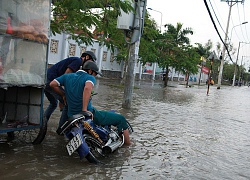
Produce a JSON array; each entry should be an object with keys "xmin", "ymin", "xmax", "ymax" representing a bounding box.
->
[
  {"xmin": 44, "ymin": 51, "xmax": 96, "ymax": 123},
  {"xmin": 50, "ymin": 61, "xmax": 131, "ymax": 162}
]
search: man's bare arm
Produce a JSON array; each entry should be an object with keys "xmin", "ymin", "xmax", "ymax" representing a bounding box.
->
[
  {"xmin": 82, "ymin": 81, "xmax": 93, "ymax": 112},
  {"xmin": 50, "ymin": 80, "xmax": 66, "ymax": 104}
]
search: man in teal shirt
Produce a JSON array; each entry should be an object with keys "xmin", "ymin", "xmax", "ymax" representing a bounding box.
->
[
  {"xmin": 44, "ymin": 51, "xmax": 97, "ymax": 122},
  {"xmin": 50, "ymin": 61, "xmax": 131, "ymax": 146}
]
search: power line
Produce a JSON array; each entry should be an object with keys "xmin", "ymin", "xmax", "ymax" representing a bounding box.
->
[
  {"xmin": 242, "ymin": 3, "xmax": 250, "ymax": 42},
  {"xmin": 236, "ymin": 3, "xmax": 247, "ymax": 42},
  {"xmin": 209, "ymin": 0, "xmax": 226, "ymax": 36},
  {"xmin": 203, "ymin": 0, "xmax": 233, "ymax": 63}
]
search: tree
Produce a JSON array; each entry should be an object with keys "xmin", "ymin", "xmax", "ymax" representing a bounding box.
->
[
  {"xmin": 139, "ymin": 21, "xmax": 198, "ymax": 87},
  {"xmin": 195, "ymin": 40, "xmax": 213, "ymax": 58},
  {"xmin": 164, "ymin": 23, "xmax": 193, "ymax": 45},
  {"xmin": 174, "ymin": 45, "xmax": 200, "ymax": 87},
  {"xmin": 223, "ymin": 62, "xmax": 235, "ymax": 83},
  {"xmin": 159, "ymin": 22, "xmax": 194, "ymax": 87},
  {"xmin": 195, "ymin": 40, "xmax": 213, "ymax": 83},
  {"xmin": 51, "ymin": 0, "xmax": 141, "ymax": 81},
  {"xmin": 50, "ymin": 0, "xmax": 134, "ymax": 49},
  {"xmin": 138, "ymin": 12, "xmax": 160, "ymax": 65},
  {"xmin": 206, "ymin": 41, "xmax": 240, "ymax": 85}
]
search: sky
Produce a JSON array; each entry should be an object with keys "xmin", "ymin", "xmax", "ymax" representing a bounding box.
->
[{"xmin": 146, "ymin": 0, "xmax": 250, "ymax": 68}]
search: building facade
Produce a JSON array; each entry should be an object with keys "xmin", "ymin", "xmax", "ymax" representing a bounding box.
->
[{"xmin": 48, "ymin": 33, "xmax": 208, "ymax": 82}]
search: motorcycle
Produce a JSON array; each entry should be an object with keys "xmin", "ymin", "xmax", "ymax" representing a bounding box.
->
[{"xmin": 56, "ymin": 112, "xmax": 133, "ymax": 164}]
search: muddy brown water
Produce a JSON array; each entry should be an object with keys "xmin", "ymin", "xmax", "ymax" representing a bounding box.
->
[{"xmin": 0, "ymin": 79, "xmax": 250, "ymax": 180}]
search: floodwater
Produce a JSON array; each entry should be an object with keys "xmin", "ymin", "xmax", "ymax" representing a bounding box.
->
[{"xmin": 1, "ymin": 79, "xmax": 250, "ymax": 180}]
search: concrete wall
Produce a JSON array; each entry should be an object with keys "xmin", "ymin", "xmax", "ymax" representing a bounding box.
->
[
  {"xmin": 47, "ymin": 32, "xmax": 205, "ymax": 82},
  {"xmin": 47, "ymin": 32, "xmax": 141, "ymax": 78}
]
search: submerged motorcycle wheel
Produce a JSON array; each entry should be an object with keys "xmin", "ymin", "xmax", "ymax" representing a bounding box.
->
[{"xmin": 84, "ymin": 134, "xmax": 104, "ymax": 158}]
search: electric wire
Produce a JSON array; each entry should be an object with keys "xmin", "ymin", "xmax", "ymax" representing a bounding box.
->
[
  {"xmin": 209, "ymin": 0, "xmax": 226, "ymax": 36},
  {"xmin": 230, "ymin": 19, "xmax": 243, "ymax": 45},
  {"xmin": 203, "ymin": 0, "xmax": 234, "ymax": 63},
  {"xmin": 236, "ymin": 3, "xmax": 247, "ymax": 42},
  {"xmin": 236, "ymin": 3, "xmax": 250, "ymax": 67},
  {"xmin": 229, "ymin": 17, "xmax": 237, "ymax": 44},
  {"xmin": 209, "ymin": 0, "xmax": 235, "ymax": 57},
  {"xmin": 242, "ymin": 4, "xmax": 250, "ymax": 42},
  {"xmin": 209, "ymin": 0, "xmax": 232, "ymax": 60}
]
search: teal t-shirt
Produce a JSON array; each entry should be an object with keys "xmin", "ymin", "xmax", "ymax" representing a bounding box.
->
[{"xmin": 55, "ymin": 70, "xmax": 96, "ymax": 117}]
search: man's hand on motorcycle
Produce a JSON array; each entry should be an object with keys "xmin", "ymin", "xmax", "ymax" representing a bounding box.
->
[{"xmin": 81, "ymin": 111, "xmax": 93, "ymax": 119}]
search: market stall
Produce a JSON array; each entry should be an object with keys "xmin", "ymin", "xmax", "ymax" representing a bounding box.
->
[{"xmin": 0, "ymin": 0, "xmax": 50, "ymax": 144}]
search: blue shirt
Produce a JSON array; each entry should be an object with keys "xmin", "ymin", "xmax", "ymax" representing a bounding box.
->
[
  {"xmin": 55, "ymin": 70, "xmax": 96, "ymax": 117},
  {"xmin": 47, "ymin": 57, "xmax": 82, "ymax": 81}
]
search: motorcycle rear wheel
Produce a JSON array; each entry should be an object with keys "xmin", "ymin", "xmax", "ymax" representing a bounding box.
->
[{"xmin": 84, "ymin": 134, "xmax": 104, "ymax": 158}]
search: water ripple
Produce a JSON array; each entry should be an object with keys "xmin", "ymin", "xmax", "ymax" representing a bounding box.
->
[{"xmin": 1, "ymin": 80, "xmax": 250, "ymax": 179}]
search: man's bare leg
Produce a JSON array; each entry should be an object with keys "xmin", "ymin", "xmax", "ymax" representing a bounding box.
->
[{"xmin": 123, "ymin": 129, "xmax": 131, "ymax": 145}]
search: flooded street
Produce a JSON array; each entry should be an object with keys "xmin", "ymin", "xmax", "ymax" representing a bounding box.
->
[{"xmin": 1, "ymin": 79, "xmax": 250, "ymax": 180}]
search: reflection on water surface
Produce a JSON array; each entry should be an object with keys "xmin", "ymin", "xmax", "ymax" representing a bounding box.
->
[{"xmin": 1, "ymin": 79, "xmax": 250, "ymax": 180}]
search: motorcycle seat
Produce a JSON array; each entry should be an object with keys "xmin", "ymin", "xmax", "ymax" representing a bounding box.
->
[
  {"xmin": 68, "ymin": 114, "xmax": 85, "ymax": 121},
  {"xmin": 56, "ymin": 114, "xmax": 85, "ymax": 135}
]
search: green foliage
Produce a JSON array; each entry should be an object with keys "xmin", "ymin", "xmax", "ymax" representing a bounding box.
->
[
  {"xmin": 51, "ymin": 0, "xmax": 134, "ymax": 48},
  {"xmin": 154, "ymin": 22, "xmax": 195, "ymax": 72},
  {"xmin": 195, "ymin": 40, "xmax": 213, "ymax": 58},
  {"xmin": 138, "ymin": 12, "xmax": 159, "ymax": 65},
  {"xmin": 174, "ymin": 45, "xmax": 200, "ymax": 75},
  {"xmin": 50, "ymin": 1, "xmax": 223, "ymax": 85},
  {"xmin": 222, "ymin": 62, "xmax": 247, "ymax": 83},
  {"xmin": 138, "ymin": 19, "xmax": 200, "ymax": 86},
  {"xmin": 164, "ymin": 23, "xmax": 193, "ymax": 45},
  {"xmin": 222, "ymin": 62, "xmax": 235, "ymax": 81}
]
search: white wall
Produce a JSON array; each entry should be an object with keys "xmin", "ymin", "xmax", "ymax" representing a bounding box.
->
[
  {"xmin": 47, "ymin": 32, "xmax": 141, "ymax": 74},
  {"xmin": 49, "ymin": 33, "xmax": 208, "ymax": 81}
]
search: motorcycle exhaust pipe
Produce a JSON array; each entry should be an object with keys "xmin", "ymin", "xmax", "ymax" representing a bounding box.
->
[{"xmin": 102, "ymin": 140, "xmax": 123, "ymax": 154}]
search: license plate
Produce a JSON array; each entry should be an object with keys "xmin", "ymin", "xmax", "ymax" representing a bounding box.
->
[{"xmin": 66, "ymin": 133, "xmax": 83, "ymax": 156}]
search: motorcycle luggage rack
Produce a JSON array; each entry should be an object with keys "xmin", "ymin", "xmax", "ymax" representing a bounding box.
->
[{"xmin": 56, "ymin": 114, "xmax": 85, "ymax": 135}]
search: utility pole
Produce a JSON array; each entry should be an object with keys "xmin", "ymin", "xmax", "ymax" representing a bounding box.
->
[
  {"xmin": 232, "ymin": 42, "xmax": 241, "ymax": 86},
  {"xmin": 232, "ymin": 42, "xmax": 250, "ymax": 86},
  {"xmin": 217, "ymin": 0, "xmax": 233, "ymax": 89},
  {"xmin": 121, "ymin": 0, "xmax": 147, "ymax": 109},
  {"xmin": 238, "ymin": 55, "xmax": 244, "ymax": 84},
  {"xmin": 218, "ymin": 0, "xmax": 245, "ymax": 89},
  {"xmin": 238, "ymin": 55, "xmax": 250, "ymax": 85}
]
